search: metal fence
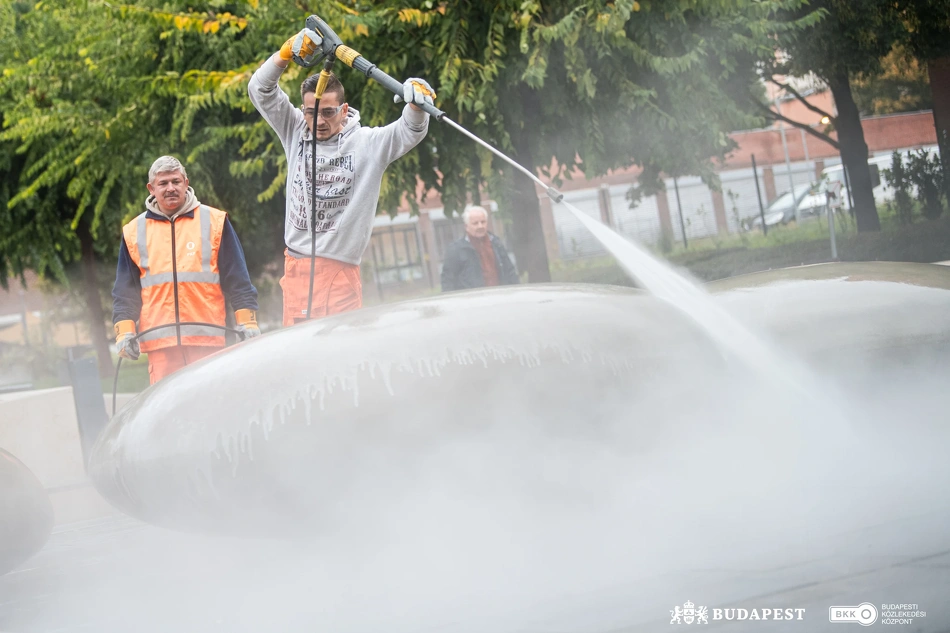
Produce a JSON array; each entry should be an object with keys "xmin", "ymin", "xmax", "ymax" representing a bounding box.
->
[
  {"xmin": 553, "ymin": 157, "xmax": 841, "ymax": 259},
  {"xmin": 365, "ymin": 224, "xmax": 431, "ymax": 300}
]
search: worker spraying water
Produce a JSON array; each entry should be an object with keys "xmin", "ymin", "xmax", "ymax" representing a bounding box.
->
[
  {"xmin": 247, "ymin": 25, "xmax": 436, "ymax": 326},
  {"xmin": 247, "ymin": 18, "xmax": 564, "ymax": 326}
]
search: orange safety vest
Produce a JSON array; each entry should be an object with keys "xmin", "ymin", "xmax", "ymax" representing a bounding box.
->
[{"xmin": 122, "ymin": 205, "xmax": 228, "ymax": 353}]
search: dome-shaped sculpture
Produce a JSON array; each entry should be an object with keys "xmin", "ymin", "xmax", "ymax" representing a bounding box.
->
[
  {"xmin": 1, "ymin": 448, "xmax": 54, "ymax": 575},
  {"xmin": 88, "ymin": 262, "xmax": 950, "ymax": 538}
]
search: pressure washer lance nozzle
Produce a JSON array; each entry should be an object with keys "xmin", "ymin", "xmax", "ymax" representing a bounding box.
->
[{"xmin": 547, "ymin": 187, "xmax": 565, "ymax": 203}]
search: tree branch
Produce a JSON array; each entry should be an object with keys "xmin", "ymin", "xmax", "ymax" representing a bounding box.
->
[
  {"xmin": 768, "ymin": 77, "xmax": 836, "ymax": 121},
  {"xmin": 752, "ymin": 100, "xmax": 840, "ymax": 150}
]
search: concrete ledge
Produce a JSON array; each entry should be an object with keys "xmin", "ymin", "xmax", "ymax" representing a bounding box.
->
[{"xmin": 0, "ymin": 387, "xmax": 86, "ymax": 490}]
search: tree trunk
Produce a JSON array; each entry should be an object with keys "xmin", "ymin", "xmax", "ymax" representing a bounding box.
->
[
  {"xmin": 507, "ymin": 84, "xmax": 551, "ymax": 283},
  {"xmin": 928, "ymin": 57, "xmax": 950, "ymax": 199},
  {"xmin": 78, "ymin": 221, "xmax": 114, "ymax": 378},
  {"xmin": 828, "ymin": 71, "xmax": 880, "ymax": 232}
]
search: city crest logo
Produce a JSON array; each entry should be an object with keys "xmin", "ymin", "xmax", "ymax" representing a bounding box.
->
[{"xmin": 671, "ymin": 600, "xmax": 709, "ymax": 625}]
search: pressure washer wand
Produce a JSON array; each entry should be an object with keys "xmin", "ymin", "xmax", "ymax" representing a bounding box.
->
[
  {"xmin": 298, "ymin": 15, "xmax": 564, "ymax": 203},
  {"xmin": 439, "ymin": 117, "xmax": 563, "ymax": 203}
]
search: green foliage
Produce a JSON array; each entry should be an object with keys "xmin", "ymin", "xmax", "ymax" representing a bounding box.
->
[
  {"xmin": 883, "ymin": 149, "xmax": 947, "ymax": 222},
  {"xmin": 0, "ymin": 0, "xmax": 306, "ymax": 287},
  {"xmin": 774, "ymin": 0, "xmax": 905, "ymax": 80},
  {"xmin": 851, "ymin": 45, "xmax": 932, "ymax": 116},
  {"xmin": 902, "ymin": 0, "xmax": 950, "ymax": 62},
  {"xmin": 767, "ymin": 2, "xmax": 946, "ymax": 119},
  {"xmin": 882, "ymin": 151, "xmax": 915, "ymax": 225},
  {"xmin": 906, "ymin": 149, "xmax": 945, "ymax": 220},
  {"xmin": 0, "ymin": 0, "xmax": 305, "ymax": 369}
]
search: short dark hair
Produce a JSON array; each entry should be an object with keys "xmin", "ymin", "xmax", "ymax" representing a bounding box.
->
[{"xmin": 301, "ymin": 71, "xmax": 345, "ymax": 104}]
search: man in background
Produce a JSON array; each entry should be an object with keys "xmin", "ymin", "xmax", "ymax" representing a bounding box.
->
[{"xmin": 441, "ymin": 205, "xmax": 519, "ymax": 292}]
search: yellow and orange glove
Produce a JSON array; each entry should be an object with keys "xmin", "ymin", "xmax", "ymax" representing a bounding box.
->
[
  {"xmin": 114, "ymin": 320, "xmax": 140, "ymax": 360},
  {"xmin": 279, "ymin": 28, "xmax": 322, "ymax": 65},
  {"xmin": 394, "ymin": 77, "xmax": 436, "ymax": 108},
  {"xmin": 234, "ymin": 309, "xmax": 260, "ymax": 340}
]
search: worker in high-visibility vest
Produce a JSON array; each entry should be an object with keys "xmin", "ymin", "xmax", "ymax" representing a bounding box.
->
[{"xmin": 111, "ymin": 156, "xmax": 260, "ymax": 384}]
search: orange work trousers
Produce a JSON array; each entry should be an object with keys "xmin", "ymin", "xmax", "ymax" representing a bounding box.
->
[
  {"xmin": 146, "ymin": 345, "xmax": 220, "ymax": 384},
  {"xmin": 280, "ymin": 251, "xmax": 362, "ymax": 326}
]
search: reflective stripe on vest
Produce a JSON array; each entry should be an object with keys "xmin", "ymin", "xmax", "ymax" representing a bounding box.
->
[
  {"xmin": 123, "ymin": 205, "xmax": 228, "ymax": 352},
  {"xmin": 200, "ymin": 205, "xmax": 212, "ymax": 272},
  {"xmin": 137, "ymin": 323, "xmax": 225, "ymax": 343},
  {"xmin": 136, "ymin": 213, "xmax": 149, "ymax": 276},
  {"xmin": 140, "ymin": 271, "xmax": 221, "ymax": 289}
]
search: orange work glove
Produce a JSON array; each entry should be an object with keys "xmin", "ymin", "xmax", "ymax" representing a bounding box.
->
[
  {"xmin": 234, "ymin": 309, "xmax": 260, "ymax": 340},
  {"xmin": 279, "ymin": 28, "xmax": 322, "ymax": 64},
  {"xmin": 114, "ymin": 320, "xmax": 140, "ymax": 360}
]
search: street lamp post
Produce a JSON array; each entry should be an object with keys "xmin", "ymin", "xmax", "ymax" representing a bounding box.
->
[{"xmin": 774, "ymin": 96, "xmax": 799, "ymax": 223}]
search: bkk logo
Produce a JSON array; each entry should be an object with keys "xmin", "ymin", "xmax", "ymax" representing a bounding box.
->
[
  {"xmin": 829, "ymin": 603, "xmax": 878, "ymax": 626},
  {"xmin": 830, "ymin": 603, "xmax": 927, "ymax": 626},
  {"xmin": 671, "ymin": 601, "xmax": 805, "ymax": 624}
]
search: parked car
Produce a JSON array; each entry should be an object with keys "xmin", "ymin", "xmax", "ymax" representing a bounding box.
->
[
  {"xmin": 798, "ymin": 189, "xmax": 832, "ymax": 218},
  {"xmin": 818, "ymin": 145, "xmax": 940, "ymax": 209},
  {"xmin": 745, "ymin": 183, "xmax": 816, "ymax": 229}
]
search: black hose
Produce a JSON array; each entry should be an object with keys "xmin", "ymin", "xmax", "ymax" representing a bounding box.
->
[
  {"xmin": 305, "ymin": 58, "xmax": 338, "ymax": 322},
  {"xmin": 111, "ymin": 321, "xmax": 243, "ymax": 417},
  {"xmin": 307, "ymin": 103, "xmax": 317, "ymax": 322},
  {"xmin": 112, "ymin": 357, "xmax": 123, "ymax": 419}
]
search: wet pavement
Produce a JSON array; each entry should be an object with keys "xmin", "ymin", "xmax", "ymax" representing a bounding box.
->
[{"xmin": 2, "ymin": 507, "xmax": 948, "ymax": 633}]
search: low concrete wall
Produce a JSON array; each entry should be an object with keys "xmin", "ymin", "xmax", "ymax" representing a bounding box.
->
[{"xmin": 0, "ymin": 387, "xmax": 138, "ymax": 525}]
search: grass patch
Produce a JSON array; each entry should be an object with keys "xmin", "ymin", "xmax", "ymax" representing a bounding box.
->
[
  {"xmin": 669, "ymin": 213, "xmax": 849, "ymax": 257},
  {"xmin": 106, "ymin": 356, "xmax": 149, "ymax": 393},
  {"xmin": 673, "ymin": 215, "xmax": 950, "ymax": 281},
  {"xmin": 28, "ymin": 352, "xmax": 150, "ymax": 394}
]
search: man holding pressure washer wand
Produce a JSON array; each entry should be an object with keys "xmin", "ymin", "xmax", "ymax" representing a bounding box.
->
[
  {"xmin": 111, "ymin": 156, "xmax": 260, "ymax": 384},
  {"xmin": 248, "ymin": 27, "xmax": 435, "ymax": 326}
]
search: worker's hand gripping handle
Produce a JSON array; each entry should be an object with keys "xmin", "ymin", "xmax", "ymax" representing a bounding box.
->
[
  {"xmin": 301, "ymin": 14, "xmax": 445, "ymax": 121},
  {"xmin": 349, "ymin": 52, "xmax": 445, "ymax": 120},
  {"xmin": 291, "ymin": 15, "xmax": 341, "ymax": 67}
]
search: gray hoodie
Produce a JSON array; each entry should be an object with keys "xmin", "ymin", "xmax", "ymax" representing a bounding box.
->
[{"xmin": 248, "ymin": 59, "xmax": 429, "ymax": 265}]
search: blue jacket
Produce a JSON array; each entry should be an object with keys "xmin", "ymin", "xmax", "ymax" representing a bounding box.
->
[
  {"xmin": 440, "ymin": 233, "xmax": 520, "ymax": 292},
  {"xmin": 112, "ymin": 209, "xmax": 258, "ymax": 324}
]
